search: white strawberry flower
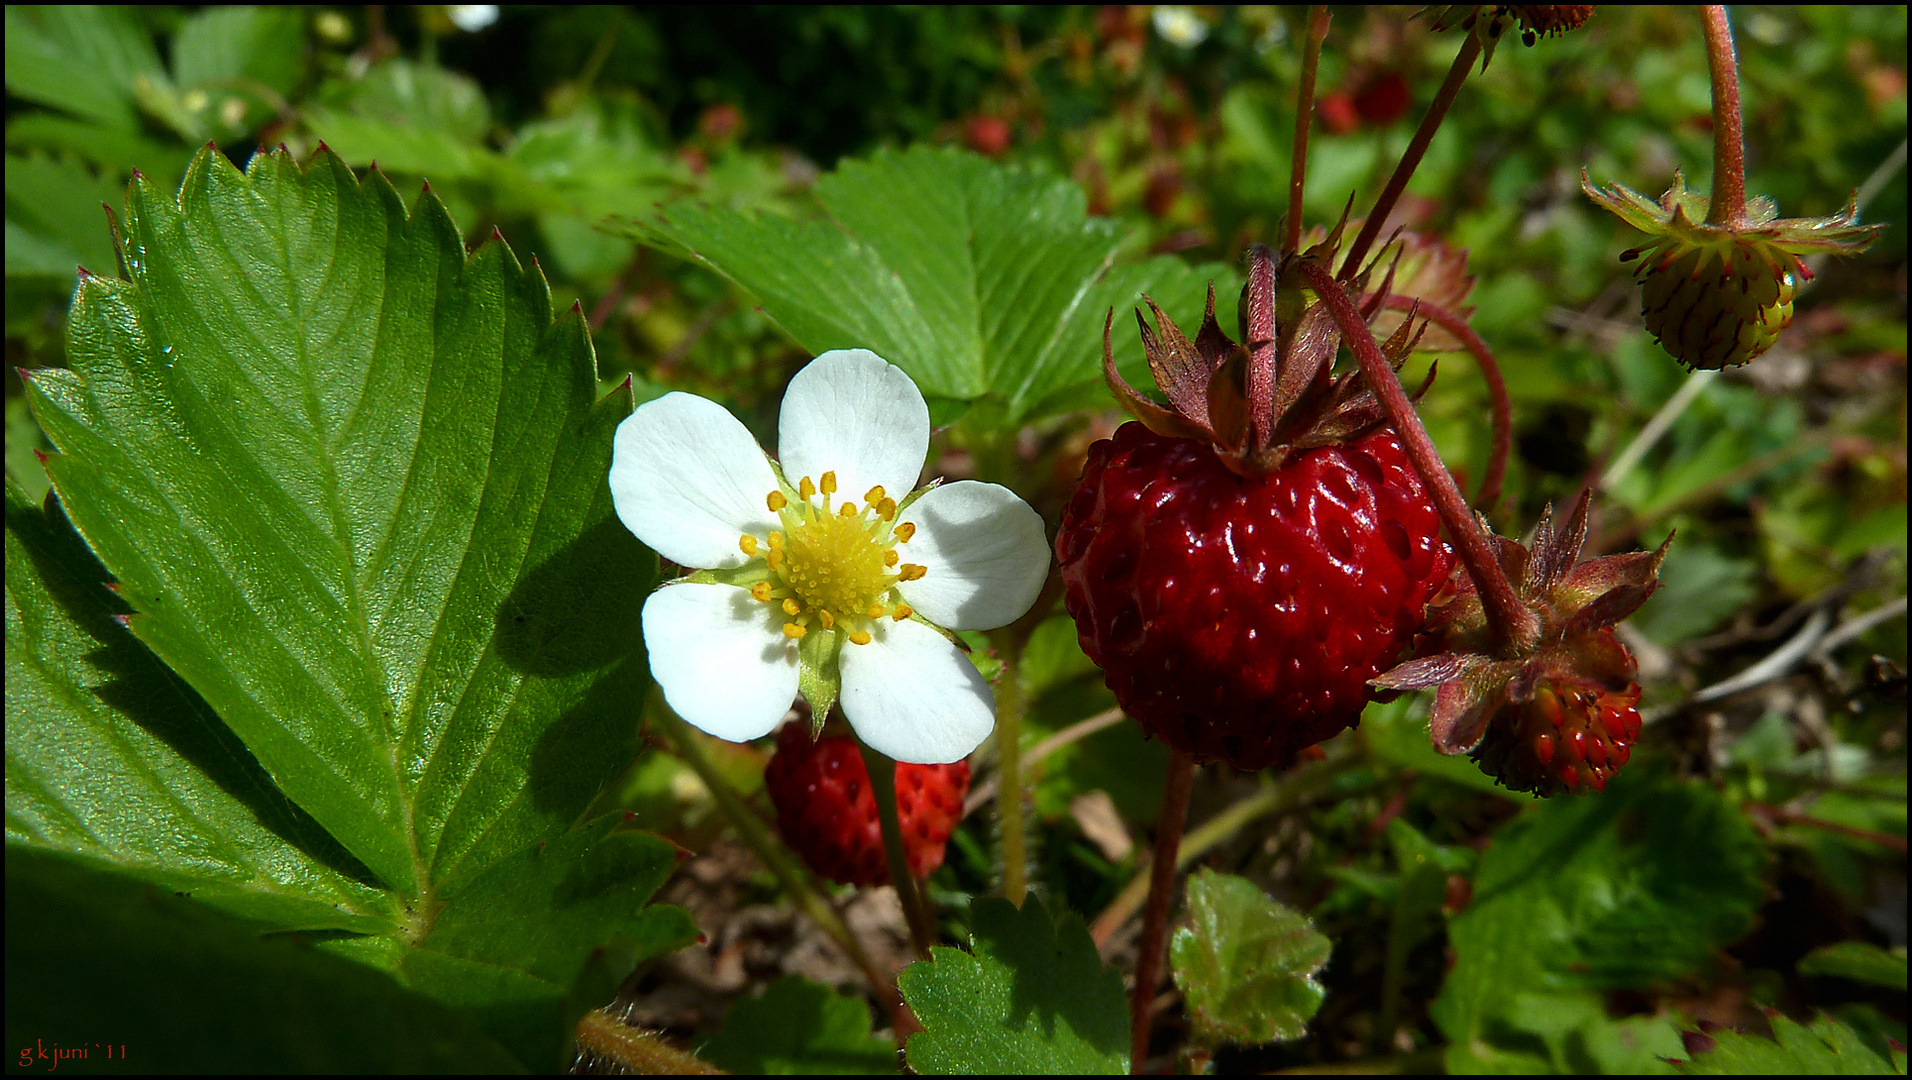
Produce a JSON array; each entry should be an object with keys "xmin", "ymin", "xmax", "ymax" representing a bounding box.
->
[{"xmin": 610, "ymin": 349, "xmax": 1051, "ymax": 764}]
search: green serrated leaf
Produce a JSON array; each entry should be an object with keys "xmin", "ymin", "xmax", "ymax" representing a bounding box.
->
[
  {"xmin": 16, "ymin": 144, "xmax": 694, "ymax": 1070},
  {"xmin": 4, "ymin": 846, "xmax": 522, "ymax": 1073},
  {"xmin": 26, "ymin": 145, "xmax": 654, "ymax": 899},
  {"xmin": 1677, "ymin": 1012, "xmax": 1901, "ymax": 1075},
  {"xmin": 5, "ymin": 479, "xmax": 395, "ymax": 933},
  {"xmin": 1798, "ymin": 942, "xmax": 1910, "ymax": 991},
  {"xmin": 901, "ymin": 895, "xmax": 1129, "ymax": 1075},
  {"xmin": 699, "ymin": 975, "xmax": 898, "ymax": 1075},
  {"xmin": 1434, "ymin": 765, "xmax": 1768, "ymax": 1072},
  {"xmin": 1170, "ymin": 868, "xmax": 1331, "ymax": 1049},
  {"xmin": 629, "ymin": 145, "xmax": 1229, "ymax": 424}
]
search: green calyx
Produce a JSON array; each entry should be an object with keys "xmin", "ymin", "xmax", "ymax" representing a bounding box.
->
[
  {"xmin": 1581, "ymin": 169, "xmax": 1884, "ymax": 368},
  {"xmin": 798, "ymin": 627, "xmax": 844, "ymax": 736}
]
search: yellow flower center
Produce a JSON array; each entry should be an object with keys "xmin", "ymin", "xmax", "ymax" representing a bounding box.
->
[{"xmin": 736, "ymin": 470, "xmax": 923, "ymax": 645}]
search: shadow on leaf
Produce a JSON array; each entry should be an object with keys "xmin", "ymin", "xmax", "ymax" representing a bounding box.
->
[{"xmin": 12, "ymin": 489, "xmax": 380, "ymax": 888}]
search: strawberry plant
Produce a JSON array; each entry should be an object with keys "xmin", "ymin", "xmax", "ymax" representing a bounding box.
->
[{"xmin": 6, "ymin": 5, "xmax": 1904, "ymax": 1075}]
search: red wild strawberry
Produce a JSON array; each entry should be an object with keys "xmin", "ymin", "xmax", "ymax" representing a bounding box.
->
[
  {"xmin": 1373, "ymin": 495, "xmax": 1668, "ymax": 796},
  {"xmin": 1060, "ymin": 423, "xmax": 1450, "ymax": 769},
  {"xmin": 1353, "ymin": 72, "xmax": 1411, "ymax": 128},
  {"xmin": 1056, "ymin": 241, "xmax": 1456, "ymax": 771},
  {"xmin": 1470, "ymin": 670, "xmax": 1642, "ymax": 795},
  {"xmin": 762, "ymin": 722, "xmax": 969, "ymax": 886},
  {"xmin": 1317, "ymin": 90, "xmax": 1360, "ymax": 135}
]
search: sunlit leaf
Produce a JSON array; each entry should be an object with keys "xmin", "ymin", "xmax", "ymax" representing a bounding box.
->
[
  {"xmin": 18, "ymin": 144, "xmax": 688, "ymax": 1069},
  {"xmin": 5, "ymin": 480, "xmax": 394, "ymax": 932},
  {"xmin": 1797, "ymin": 942, "xmax": 1909, "ymax": 992},
  {"xmin": 1170, "ymin": 868, "xmax": 1331, "ymax": 1049},
  {"xmin": 628, "ymin": 145, "xmax": 1229, "ymax": 424},
  {"xmin": 901, "ymin": 895, "xmax": 1129, "ymax": 1075}
]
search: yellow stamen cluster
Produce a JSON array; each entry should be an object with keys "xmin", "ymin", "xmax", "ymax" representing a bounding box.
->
[{"xmin": 735, "ymin": 472, "xmax": 924, "ymax": 645}]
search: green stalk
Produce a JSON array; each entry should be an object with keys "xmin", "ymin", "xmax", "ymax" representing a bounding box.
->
[
  {"xmin": 994, "ymin": 635, "xmax": 1029, "ymax": 906},
  {"xmin": 859, "ymin": 740, "xmax": 937, "ymax": 959},
  {"xmin": 575, "ymin": 1010, "xmax": 721, "ymax": 1074},
  {"xmin": 651, "ymin": 704, "xmax": 897, "ymax": 1013}
]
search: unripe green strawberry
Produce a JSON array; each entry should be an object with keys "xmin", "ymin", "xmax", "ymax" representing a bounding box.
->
[
  {"xmin": 1638, "ymin": 241, "xmax": 1797, "ymax": 370},
  {"xmin": 1583, "ymin": 170, "xmax": 1882, "ymax": 370}
]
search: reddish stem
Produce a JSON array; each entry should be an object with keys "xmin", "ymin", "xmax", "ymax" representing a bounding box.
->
[
  {"xmin": 1340, "ymin": 33, "xmax": 1482, "ymax": 278},
  {"xmin": 1380, "ymin": 295, "xmax": 1510, "ymax": 509},
  {"xmin": 1246, "ymin": 245, "xmax": 1278, "ymax": 446},
  {"xmin": 1131, "ymin": 750, "xmax": 1195, "ymax": 1074},
  {"xmin": 1286, "ymin": 7, "xmax": 1332, "ymax": 254},
  {"xmin": 1748, "ymin": 804, "xmax": 1907, "ymax": 854},
  {"xmin": 1700, "ymin": 7, "xmax": 1747, "ymax": 227},
  {"xmin": 1298, "ymin": 259, "xmax": 1538, "ymax": 656}
]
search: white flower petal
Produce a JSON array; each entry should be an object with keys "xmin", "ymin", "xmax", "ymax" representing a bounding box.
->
[
  {"xmin": 778, "ymin": 349, "xmax": 929, "ymax": 506},
  {"xmin": 643, "ymin": 583, "xmax": 797, "ymax": 742},
  {"xmin": 611, "ymin": 392, "xmax": 781, "ymax": 568},
  {"xmin": 840, "ymin": 618, "xmax": 994, "ymax": 764},
  {"xmin": 895, "ymin": 481, "xmax": 1050, "ymax": 630}
]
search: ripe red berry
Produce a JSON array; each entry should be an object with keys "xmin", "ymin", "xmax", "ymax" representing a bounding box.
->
[
  {"xmin": 1470, "ymin": 675, "xmax": 1642, "ymax": 796},
  {"xmin": 1057, "ymin": 421, "xmax": 1454, "ymax": 770},
  {"xmin": 964, "ymin": 114, "xmax": 1013, "ymax": 157},
  {"xmin": 1353, "ymin": 72, "xmax": 1412, "ymax": 127},
  {"xmin": 763, "ymin": 723, "xmax": 970, "ymax": 886},
  {"xmin": 1317, "ymin": 90, "xmax": 1361, "ymax": 135}
]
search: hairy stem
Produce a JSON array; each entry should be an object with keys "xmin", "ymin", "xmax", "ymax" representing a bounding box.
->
[
  {"xmin": 1341, "ymin": 33, "xmax": 1482, "ymax": 277},
  {"xmin": 1298, "ymin": 259, "xmax": 1538, "ymax": 655},
  {"xmin": 575, "ymin": 1010, "xmax": 721, "ymax": 1074},
  {"xmin": 1130, "ymin": 749, "xmax": 1195, "ymax": 1073},
  {"xmin": 994, "ymin": 637, "xmax": 1029, "ymax": 907},
  {"xmin": 652, "ymin": 704, "xmax": 900, "ymax": 1029},
  {"xmin": 1380, "ymin": 295, "xmax": 1510, "ymax": 509},
  {"xmin": 963, "ymin": 707, "xmax": 1125, "ymax": 817},
  {"xmin": 860, "ymin": 740, "xmax": 937, "ymax": 959},
  {"xmin": 1700, "ymin": 6, "xmax": 1747, "ymax": 226},
  {"xmin": 1287, "ymin": 6, "xmax": 1333, "ymax": 253}
]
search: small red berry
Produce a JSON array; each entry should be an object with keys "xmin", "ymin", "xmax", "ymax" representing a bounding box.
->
[
  {"xmin": 1353, "ymin": 72, "xmax": 1412, "ymax": 127},
  {"xmin": 762, "ymin": 723, "xmax": 969, "ymax": 886},
  {"xmin": 1318, "ymin": 90, "xmax": 1360, "ymax": 135},
  {"xmin": 964, "ymin": 114, "xmax": 1013, "ymax": 157},
  {"xmin": 1470, "ymin": 677, "xmax": 1643, "ymax": 797},
  {"xmin": 1058, "ymin": 421, "xmax": 1453, "ymax": 770},
  {"xmin": 1373, "ymin": 494, "xmax": 1669, "ymax": 798}
]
